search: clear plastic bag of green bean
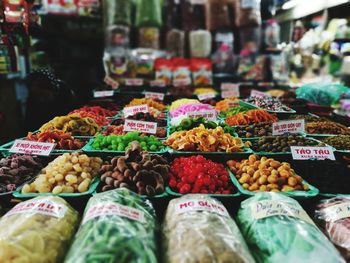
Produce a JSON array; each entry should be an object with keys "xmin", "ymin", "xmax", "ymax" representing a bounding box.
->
[{"xmin": 64, "ymin": 189, "xmax": 158, "ymax": 263}]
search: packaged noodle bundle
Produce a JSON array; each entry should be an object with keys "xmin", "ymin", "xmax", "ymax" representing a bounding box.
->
[
  {"xmin": 0, "ymin": 196, "xmax": 79, "ymax": 263},
  {"xmin": 64, "ymin": 188, "xmax": 158, "ymax": 263},
  {"xmin": 163, "ymin": 195, "xmax": 255, "ymax": 263},
  {"xmin": 315, "ymin": 197, "xmax": 350, "ymax": 261},
  {"xmin": 237, "ymin": 193, "xmax": 345, "ymax": 263}
]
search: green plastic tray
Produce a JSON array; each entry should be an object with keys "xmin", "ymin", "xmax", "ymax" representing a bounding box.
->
[
  {"xmin": 166, "ymin": 187, "xmax": 240, "ymax": 198},
  {"xmin": 320, "ymin": 193, "xmax": 350, "ymax": 198},
  {"xmin": 82, "ymin": 137, "xmax": 168, "ymax": 154},
  {"xmin": 13, "ymin": 177, "xmax": 100, "ymax": 199},
  {"xmin": 240, "ymin": 100, "xmax": 296, "ymax": 114},
  {"xmin": 167, "ymin": 147, "xmax": 252, "ymax": 155},
  {"xmin": 227, "ymin": 169, "xmax": 319, "ymax": 198}
]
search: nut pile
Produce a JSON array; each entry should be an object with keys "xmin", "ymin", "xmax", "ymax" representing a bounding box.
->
[
  {"xmin": 21, "ymin": 153, "xmax": 102, "ymax": 194},
  {"xmin": 322, "ymin": 135, "xmax": 350, "ymax": 150},
  {"xmin": 99, "ymin": 142, "xmax": 169, "ymax": 196},
  {"xmin": 236, "ymin": 122, "xmax": 273, "ymax": 138},
  {"xmin": 306, "ymin": 121, "xmax": 350, "ymax": 135},
  {"xmin": 227, "ymin": 155, "xmax": 309, "ymax": 192},
  {"xmin": 245, "ymin": 97, "xmax": 293, "ymax": 112},
  {"xmin": 0, "ymin": 155, "xmax": 44, "ymax": 193}
]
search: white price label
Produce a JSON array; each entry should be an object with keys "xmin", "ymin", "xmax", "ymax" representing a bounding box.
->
[
  {"xmin": 123, "ymin": 120, "xmax": 157, "ymax": 134},
  {"xmin": 272, "ymin": 119, "xmax": 305, "ymax": 136},
  {"xmin": 93, "ymin": 90, "xmax": 114, "ymax": 98},
  {"xmin": 173, "ymin": 79, "xmax": 191, "ymax": 87},
  {"xmin": 103, "ymin": 76, "xmax": 119, "ymax": 89},
  {"xmin": 291, "ymin": 146, "xmax": 335, "ymax": 160},
  {"xmin": 250, "ymin": 89, "xmax": 270, "ymax": 98},
  {"xmin": 9, "ymin": 139, "xmax": 55, "ymax": 156},
  {"xmin": 221, "ymin": 83, "xmax": 240, "ymax": 98},
  {"xmin": 321, "ymin": 202, "xmax": 350, "ymax": 222},
  {"xmin": 150, "ymin": 80, "xmax": 166, "ymax": 87},
  {"xmin": 175, "ymin": 198, "xmax": 229, "ymax": 217},
  {"xmin": 145, "ymin": 92, "xmax": 165, "ymax": 101},
  {"xmin": 186, "ymin": 110, "xmax": 217, "ymax": 121},
  {"xmin": 197, "ymin": 93, "xmax": 216, "ymax": 101},
  {"xmin": 123, "ymin": 104, "xmax": 149, "ymax": 118},
  {"xmin": 125, "ymin": 78, "xmax": 144, "ymax": 86}
]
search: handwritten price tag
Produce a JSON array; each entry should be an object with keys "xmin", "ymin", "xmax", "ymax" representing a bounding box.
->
[
  {"xmin": 93, "ymin": 90, "xmax": 114, "ymax": 98},
  {"xmin": 150, "ymin": 80, "xmax": 166, "ymax": 87},
  {"xmin": 250, "ymin": 89, "xmax": 270, "ymax": 98},
  {"xmin": 103, "ymin": 76, "xmax": 119, "ymax": 89},
  {"xmin": 123, "ymin": 120, "xmax": 157, "ymax": 134},
  {"xmin": 291, "ymin": 146, "xmax": 335, "ymax": 160},
  {"xmin": 186, "ymin": 110, "xmax": 217, "ymax": 121},
  {"xmin": 197, "ymin": 93, "xmax": 216, "ymax": 101},
  {"xmin": 145, "ymin": 92, "xmax": 165, "ymax": 101},
  {"xmin": 125, "ymin": 78, "xmax": 144, "ymax": 86},
  {"xmin": 9, "ymin": 139, "xmax": 55, "ymax": 156},
  {"xmin": 272, "ymin": 119, "xmax": 305, "ymax": 136},
  {"xmin": 123, "ymin": 104, "xmax": 149, "ymax": 118},
  {"xmin": 174, "ymin": 198, "xmax": 229, "ymax": 217}
]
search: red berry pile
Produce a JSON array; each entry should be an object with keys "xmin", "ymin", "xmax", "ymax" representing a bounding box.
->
[{"xmin": 169, "ymin": 155, "xmax": 234, "ymax": 194}]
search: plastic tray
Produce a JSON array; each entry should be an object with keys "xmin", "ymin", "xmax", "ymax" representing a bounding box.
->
[
  {"xmin": 167, "ymin": 147, "xmax": 252, "ymax": 155},
  {"xmin": 166, "ymin": 187, "xmax": 240, "ymax": 198},
  {"xmin": 227, "ymin": 169, "xmax": 319, "ymax": 198},
  {"xmin": 13, "ymin": 177, "xmax": 100, "ymax": 199},
  {"xmin": 240, "ymin": 100, "xmax": 296, "ymax": 114},
  {"xmin": 94, "ymin": 184, "xmax": 169, "ymax": 199}
]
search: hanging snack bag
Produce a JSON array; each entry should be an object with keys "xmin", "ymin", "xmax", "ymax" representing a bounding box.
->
[
  {"xmin": 189, "ymin": 30, "xmax": 212, "ymax": 58},
  {"xmin": 103, "ymin": 0, "xmax": 133, "ymax": 26},
  {"xmin": 234, "ymin": 0, "xmax": 261, "ymax": 28},
  {"xmin": 138, "ymin": 27, "xmax": 160, "ymax": 49},
  {"xmin": 205, "ymin": 0, "xmax": 233, "ymax": 31},
  {"xmin": 155, "ymin": 58, "xmax": 173, "ymax": 85},
  {"xmin": 191, "ymin": 58, "xmax": 213, "ymax": 86},
  {"xmin": 172, "ymin": 58, "xmax": 192, "ymax": 86},
  {"xmin": 180, "ymin": 0, "xmax": 205, "ymax": 31},
  {"xmin": 166, "ymin": 29, "xmax": 185, "ymax": 57},
  {"xmin": 135, "ymin": 0, "xmax": 162, "ymax": 27},
  {"xmin": 0, "ymin": 196, "xmax": 79, "ymax": 263}
]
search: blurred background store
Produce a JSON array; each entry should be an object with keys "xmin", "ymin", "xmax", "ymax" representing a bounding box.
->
[{"xmin": 2, "ymin": 0, "xmax": 350, "ymax": 143}]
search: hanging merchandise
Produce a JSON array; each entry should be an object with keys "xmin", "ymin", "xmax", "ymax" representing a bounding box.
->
[
  {"xmin": 239, "ymin": 26, "xmax": 261, "ymax": 51},
  {"xmin": 205, "ymin": 0, "xmax": 233, "ymax": 31},
  {"xmin": 292, "ymin": 20, "xmax": 305, "ymax": 42},
  {"xmin": 191, "ymin": 58, "xmax": 213, "ymax": 85},
  {"xmin": 238, "ymin": 55, "xmax": 266, "ymax": 81},
  {"xmin": 130, "ymin": 48, "xmax": 166, "ymax": 78},
  {"xmin": 43, "ymin": 0, "xmax": 78, "ymax": 15},
  {"xmin": 172, "ymin": 57, "xmax": 191, "ymax": 85},
  {"xmin": 270, "ymin": 52, "xmax": 289, "ymax": 84},
  {"xmin": 135, "ymin": 0, "xmax": 162, "ymax": 28},
  {"xmin": 64, "ymin": 189, "xmax": 158, "ymax": 263},
  {"xmin": 3, "ymin": 0, "xmax": 25, "ymax": 23},
  {"xmin": 105, "ymin": 25, "xmax": 130, "ymax": 50},
  {"xmin": 103, "ymin": 0, "xmax": 132, "ymax": 26},
  {"xmin": 189, "ymin": 30, "xmax": 212, "ymax": 58},
  {"xmin": 138, "ymin": 27, "xmax": 160, "ymax": 49},
  {"xmin": 0, "ymin": 44, "xmax": 12, "ymax": 74},
  {"xmin": 264, "ymin": 19, "xmax": 280, "ymax": 48},
  {"xmin": 212, "ymin": 32, "xmax": 236, "ymax": 74},
  {"xmin": 166, "ymin": 29, "xmax": 185, "ymax": 57},
  {"xmin": 163, "ymin": 195, "xmax": 256, "ymax": 263},
  {"xmin": 180, "ymin": 0, "xmax": 205, "ymax": 31},
  {"xmin": 234, "ymin": 0, "xmax": 261, "ymax": 28},
  {"xmin": 77, "ymin": 0, "xmax": 100, "ymax": 16},
  {"xmin": 165, "ymin": 0, "xmax": 181, "ymax": 29},
  {"xmin": 103, "ymin": 48, "xmax": 137, "ymax": 81},
  {"xmin": 315, "ymin": 197, "xmax": 350, "ymax": 261},
  {"xmin": 155, "ymin": 58, "xmax": 173, "ymax": 85},
  {"xmin": 237, "ymin": 193, "xmax": 345, "ymax": 263}
]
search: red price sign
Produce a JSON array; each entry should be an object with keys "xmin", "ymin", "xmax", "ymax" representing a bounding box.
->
[
  {"xmin": 9, "ymin": 139, "xmax": 55, "ymax": 156},
  {"xmin": 123, "ymin": 104, "xmax": 149, "ymax": 118},
  {"xmin": 125, "ymin": 78, "xmax": 144, "ymax": 86},
  {"xmin": 123, "ymin": 120, "xmax": 158, "ymax": 134},
  {"xmin": 272, "ymin": 119, "xmax": 305, "ymax": 136},
  {"xmin": 291, "ymin": 146, "xmax": 335, "ymax": 160},
  {"xmin": 145, "ymin": 92, "xmax": 165, "ymax": 101}
]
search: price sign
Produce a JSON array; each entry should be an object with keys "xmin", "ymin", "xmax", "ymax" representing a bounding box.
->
[
  {"xmin": 291, "ymin": 146, "xmax": 335, "ymax": 160},
  {"xmin": 145, "ymin": 92, "xmax": 165, "ymax": 101},
  {"xmin": 186, "ymin": 110, "xmax": 217, "ymax": 121},
  {"xmin": 125, "ymin": 78, "xmax": 144, "ymax": 86},
  {"xmin": 9, "ymin": 139, "xmax": 55, "ymax": 156},
  {"xmin": 93, "ymin": 90, "xmax": 114, "ymax": 98},
  {"xmin": 103, "ymin": 75, "xmax": 119, "ymax": 89},
  {"xmin": 221, "ymin": 83, "xmax": 240, "ymax": 98},
  {"xmin": 173, "ymin": 79, "xmax": 191, "ymax": 87},
  {"xmin": 123, "ymin": 104, "xmax": 149, "ymax": 118},
  {"xmin": 150, "ymin": 80, "xmax": 166, "ymax": 87},
  {"xmin": 272, "ymin": 119, "xmax": 305, "ymax": 136},
  {"xmin": 123, "ymin": 120, "xmax": 157, "ymax": 134},
  {"xmin": 250, "ymin": 89, "xmax": 270, "ymax": 98},
  {"xmin": 227, "ymin": 101, "xmax": 239, "ymax": 108},
  {"xmin": 197, "ymin": 93, "xmax": 216, "ymax": 101}
]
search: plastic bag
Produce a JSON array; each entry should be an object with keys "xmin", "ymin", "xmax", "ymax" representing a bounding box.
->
[
  {"xmin": 163, "ymin": 194, "xmax": 255, "ymax": 263},
  {"xmin": 135, "ymin": 0, "xmax": 162, "ymax": 27},
  {"xmin": 0, "ymin": 196, "xmax": 79, "ymax": 263},
  {"xmin": 205, "ymin": 0, "xmax": 233, "ymax": 31},
  {"xmin": 166, "ymin": 29, "xmax": 185, "ymax": 57},
  {"xmin": 138, "ymin": 28, "xmax": 160, "ymax": 49},
  {"xmin": 236, "ymin": 192, "xmax": 345, "ymax": 263},
  {"xmin": 189, "ymin": 30, "xmax": 212, "ymax": 58},
  {"xmin": 315, "ymin": 197, "xmax": 350, "ymax": 261},
  {"xmin": 234, "ymin": 0, "xmax": 261, "ymax": 27},
  {"xmin": 64, "ymin": 188, "xmax": 158, "ymax": 263},
  {"xmin": 103, "ymin": 0, "xmax": 132, "ymax": 26},
  {"xmin": 180, "ymin": 0, "xmax": 205, "ymax": 31},
  {"xmin": 296, "ymin": 82, "xmax": 348, "ymax": 106}
]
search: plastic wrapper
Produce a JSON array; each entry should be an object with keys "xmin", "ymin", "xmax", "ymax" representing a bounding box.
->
[
  {"xmin": 264, "ymin": 19, "xmax": 280, "ymax": 48},
  {"xmin": 206, "ymin": 0, "xmax": 233, "ymax": 31},
  {"xmin": 180, "ymin": 0, "xmax": 205, "ymax": 31},
  {"xmin": 237, "ymin": 55, "xmax": 266, "ymax": 81},
  {"xmin": 103, "ymin": 0, "xmax": 132, "ymax": 26},
  {"xmin": 166, "ymin": 29, "xmax": 185, "ymax": 57},
  {"xmin": 105, "ymin": 25, "xmax": 130, "ymax": 49},
  {"xmin": 163, "ymin": 195, "xmax": 255, "ymax": 263},
  {"xmin": 191, "ymin": 58, "xmax": 213, "ymax": 85},
  {"xmin": 155, "ymin": 58, "xmax": 173, "ymax": 85},
  {"xmin": 234, "ymin": 0, "xmax": 261, "ymax": 27},
  {"xmin": 165, "ymin": 0, "xmax": 181, "ymax": 29},
  {"xmin": 64, "ymin": 189, "xmax": 158, "ymax": 263},
  {"xmin": 130, "ymin": 48, "xmax": 166, "ymax": 77},
  {"xmin": 296, "ymin": 83, "xmax": 348, "ymax": 106},
  {"xmin": 189, "ymin": 30, "xmax": 212, "ymax": 58},
  {"xmin": 270, "ymin": 53, "xmax": 289, "ymax": 84},
  {"xmin": 0, "ymin": 196, "xmax": 79, "ymax": 263},
  {"xmin": 237, "ymin": 192, "xmax": 345, "ymax": 263},
  {"xmin": 135, "ymin": 0, "xmax": 162, "ymax": 27},
  {"xmin": 138, "ymin": 28, "xmax": 160, "ymax": 49},
  {"xmin": 239, "ymin": 26, "xmax": 261, "ymax": 50},
  {"xmin": 315, "ymin": 197, "xmax": 350, "ymax": 261}
]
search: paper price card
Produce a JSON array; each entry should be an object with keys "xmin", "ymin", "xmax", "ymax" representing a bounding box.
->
[
  {"xmin": 186, "ymin": 110, "xmax": 217, "ymax": 121},
  {"xmin": 221, "ymin": 83, "xmax": 240, "ymax": 98},
  {"xmin": 125, "ymin": 78, "xmax": 144, "ymax": 86},
  {"xmin": 123, "ymin": 104, "xmax": 149, "ymax": 118},
  {"xmin": 93, "ymin": 90, "xmax": 114, "ymax": 98},
  {"xmin": 197, "ymin": 93, "xmax": 216, "ymax": 101},
  {"xmin": 321, "ymin": 202, "xmax": 350, "ymax": 222},
  {"xmin": 272, "ymin": 119, "xmax": 305, "ymax": 136},
  {"xmin": 103, "ymin": 76, "xmax": 119, "ymax": 89},
  {"xmin": 145, "ymin": 92, "xmax": 165, "ymax": 101},
  {"xmin": 174, "ymin": 198, "xmax": 229, "ymax": 217},
  {"xmin": 123, "ymin": 120, "xmax": 157, "ymax": 134},
  {"xmin": 9, "ymin": 139, "xmax": 55, "ymax": 156},
  {"xmin": 291, "ymin": 146, "xmax": 335, "ymax": 160},
  {"xmin": 250, "ymin": 89, "xmax": 270, "ymax": 98}
]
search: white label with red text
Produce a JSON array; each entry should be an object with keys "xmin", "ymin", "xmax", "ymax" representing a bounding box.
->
[
  {"xmin": 291, "ymin": 146, "xmax": 335, "ymax": 160},
  {"xmin": 174, "ymin": 198, "xmax": 229, "ymax": 217},
  {"xmin": 124, "ymin": 120, "xmax": 157, "ymax": 134},
  {"xmin": 320, "ymin": 202, "xmax": 350, "ymax": 222},
  {"xmin": 103, "ymin": 76, "xmax": 119, "ymax": 89},
  {"xmin": 123, "ymin": 104, "xmax": 149, "ymax": 118},
  {"xmin": 145, "ymin": 92, "xmax": 165, "ymax": 101},
  {"xmin": 186, "ymin": 110, "xmax": 217, "ymax": 121},
  {"xmin": 221, "ymin": 90, "xmax": 240, "ymax": 98},
  {"xmin": 272, "ymin": 119, "xmax": 305, "ymax": 135},
  {"xmin": 227, "ymin": 101, "xmax": 239, "ymax": 108},
  {"xmin": 250, "ymin": 89, "xmax": 270, "ymax": 98},
  {"xmin": 250, "ymin": 200, "xmax": 315, "ymax": 225},
  {"xmin": 6, "ymin": 199, "xmax": 67, "ymax": 218},
  {"xmin": 125, "ymin": 78, "xmax": 144, "ymax": 86},
  {"xmin": 82, "ymin": 203, "xmax": 145, "ymax": 224},
  {"xmin": 93, "ymin": 90, "xmax": 114, "ymax": 98},
  {"xmin": 197, "ymin": 93, "xmax": 216, "ymax": 101},
  {"xmin": 9, "ymin": 140, "xmax": 55, "ymax": 156},
  {"xmin": 150, "ymin": 80, "xmax": 166, "ymax": 87},
  {"xmin": 221, "ymin": 83, "xmax": 240, "ymax": 97}
]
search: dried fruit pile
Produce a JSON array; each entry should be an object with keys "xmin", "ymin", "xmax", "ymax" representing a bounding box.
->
[
  {"xmin": 225, "ymin": 109, "xmax": 278, "ymax": 126},
  {"xmin": 27, "ymin": 131, "xmax": 86, "ymax": 150}
]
